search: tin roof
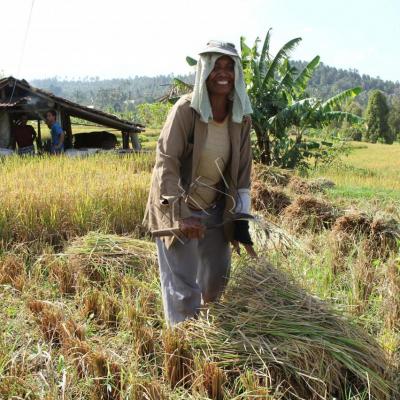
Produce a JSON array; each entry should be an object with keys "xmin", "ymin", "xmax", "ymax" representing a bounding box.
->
[{"xmin": 0, "ymin": 77, "xmax": 144, "ymax": 133}]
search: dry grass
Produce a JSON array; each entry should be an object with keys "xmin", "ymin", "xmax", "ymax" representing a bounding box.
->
[
  {"xmin": 251, "ymin": 164, "xmax": 292, "ymax": 187},
  {"xmin": 288, "ymin": 175, "xmax": 335, "ymax": 195},
  {"xmin": 0, "ymin": 254, "xmax": 26, "ymax": 291},
  {"xmin": 330, "ymin": 212, "xmax": 400, "ymax": 272},
  {"xmin": 251, "ymin": 180, "xmax": 292, "ymax": 215},
  {"xmin": 283, "ymin": 195, "xmax": 339, "ymax": 232}
]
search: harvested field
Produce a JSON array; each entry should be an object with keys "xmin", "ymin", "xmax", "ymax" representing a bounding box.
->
[{"xmin": 1, "ymin": 143, "xmax": 400, "ymax": 399}]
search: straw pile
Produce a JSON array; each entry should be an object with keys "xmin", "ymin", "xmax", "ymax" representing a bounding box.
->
[
  {"xmin": 330, "ymin": 212, "xmax": 400, "ymax": 264},
  {"xmin": 180, "ymin": 260, "xmax": 394, "ymax": 399},
  {"xmin": 251, "ymin": 164, "xmax": 292, "ymax": 187},
  {"xmin": 282, "ymin": 195, "xmax": 339, "ymax": 233},
  {"xmin": 251, "ymin": 180, "xmax": 292, "ymax": 215},
  {"xmin": 62, "ymin": 232, "xmax": 157, "ymax": 278},
  {"xmin": 288, "ymin": 176, "xmax": 335, "ymax": 195}
]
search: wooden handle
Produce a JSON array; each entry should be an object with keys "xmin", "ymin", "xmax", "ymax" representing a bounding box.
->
[{"xmin": 152, "ymin": 228, "xmax": 182, "ymax": 237}]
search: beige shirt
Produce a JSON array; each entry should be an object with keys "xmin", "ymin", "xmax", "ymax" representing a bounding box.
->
[{"xmin": 188, "ymin": 117, "xmax": 231, "ymax": 210}]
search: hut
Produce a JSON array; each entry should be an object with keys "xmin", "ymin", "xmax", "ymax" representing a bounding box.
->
[{"xmin": 0, "ymin": 76, "xmax": 144, "ymax": 152}]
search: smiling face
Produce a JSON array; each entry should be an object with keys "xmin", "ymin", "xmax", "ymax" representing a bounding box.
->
[{"xmin": 206, "ymin": 55, "xmax": 235, "ymax": 97}]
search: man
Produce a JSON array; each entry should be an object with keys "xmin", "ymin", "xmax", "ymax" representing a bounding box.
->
[
  {"xmin": 45, "ymin": 110, "xmax": 64, "ymax": 154},
  {"xmin": 143, "ymin": 41, "xmax": 256, "ymax": 327},
  {"xmin": 11, "ymin": 114, "xmax": 36, "ymax": 155}
]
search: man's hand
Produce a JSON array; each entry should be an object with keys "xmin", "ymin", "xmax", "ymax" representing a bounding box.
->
[
  {"xmin": 231, "ymin": 240, "xmax": 257, "ymax": 258},
  {"xmin": 179, "ymin": 217, "xmax": 205, "ymax": 239}
]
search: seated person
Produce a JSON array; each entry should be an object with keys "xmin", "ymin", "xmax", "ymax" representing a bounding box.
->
[
  {"xmin": 11, "ymin": 114, "xmax": 36, "ymax": 155},
  {"xmin": 45, "ymin": 110, "xmax": 64, "ymax": 154}
]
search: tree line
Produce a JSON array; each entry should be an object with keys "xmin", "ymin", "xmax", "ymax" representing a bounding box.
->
[{"xmin": 31, "ymin": 64, "xmax": 399, "ymax": 115}]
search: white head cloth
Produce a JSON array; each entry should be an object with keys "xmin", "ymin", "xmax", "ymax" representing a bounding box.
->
[{"xmin": 190, "ymin": 53, "xmax": 253, "ymax": 123}]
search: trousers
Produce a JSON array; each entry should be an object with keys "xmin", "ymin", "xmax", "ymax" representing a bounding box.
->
[{"xmin": 155, "ymin": 205, "xmax": 231, "ymax": 327}]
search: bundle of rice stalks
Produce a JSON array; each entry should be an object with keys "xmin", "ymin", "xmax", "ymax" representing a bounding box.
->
[
  {"xmin": 66, "ymin": 232, "xmax": 155, "ymax": 265},
  {"xmin": 381, "ymin": 259, "xmax": 400, "ymax": 330},
  {"xmin": 330, "ymin": 212, "xmax": 400, "ymax": 265},
  {"xmin": 368, "ymin": 217, "xmax": 400, "ymax": 259},
  {"xmin": 63, "ymin": 232, "xmax": 156, "ymax": 275},
  {"xmin": 163, "ymin": 329, "xmax": 193, "ymax": 389},
  {"xmin": 287, "ymin": 176, "xmax": 313, "ymax": 194},
  {"xmin": 252, "ymin": 164, "xmax": 292, "ymax": 187},
  {"xmin": 310, "ymin": 177, "xmax": 336, "ymax": 191},
  {"xmin": 288, "ymin": 176, "xmax": 336, "ymax": 195},
  {"xmin": 282, "ymin": 195, "xmax": 339, "ymax": 233},
  {"xmin": 62, "ymin": 337, "xmax": 122, "ymax": 400},
  {"xmin": 251, "ymin": 180, "xmax": 292, "ymax": 215},
  {"xmin": 181, "ymin": 260, "xmax": 394, "ymax": 399}
]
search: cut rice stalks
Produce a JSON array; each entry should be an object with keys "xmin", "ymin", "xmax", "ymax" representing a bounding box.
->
[{"xmin": 180, "ymin": 260, "xmax": 395, "ymax": 399}]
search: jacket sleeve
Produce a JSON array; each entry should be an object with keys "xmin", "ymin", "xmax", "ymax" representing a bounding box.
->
[
  {"xmin": 154, "ymin": 99, "xmax": 193, "ymax": 221},
  {"xmin": 234, "ymin": 116, "xmax": 252, "ymax": 214}
]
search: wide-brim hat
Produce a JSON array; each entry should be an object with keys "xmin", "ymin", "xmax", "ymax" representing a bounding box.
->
[{"xmin": 199, "ymin": 40, "xmax": 239, "ymax": 58}]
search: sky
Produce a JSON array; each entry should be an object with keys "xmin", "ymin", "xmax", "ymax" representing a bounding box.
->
[{"xmin": 1, "ymin": 0, "xmax": 399, "ymax": 82}]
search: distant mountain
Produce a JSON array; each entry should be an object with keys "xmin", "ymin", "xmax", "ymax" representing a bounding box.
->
[{"xmin": 31, "ymin": 62, "xmax": 400, "ymax": 112}]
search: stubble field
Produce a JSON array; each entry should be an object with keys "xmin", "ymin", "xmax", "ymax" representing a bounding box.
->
[{"xmin": 0, "ymin": 140, "xmax": 399, "ymax": 399}]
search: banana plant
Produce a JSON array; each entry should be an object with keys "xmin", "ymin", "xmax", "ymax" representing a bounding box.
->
[{"xmin": 240, "ymin": 30, "xmax": 362, "ymax": 167}]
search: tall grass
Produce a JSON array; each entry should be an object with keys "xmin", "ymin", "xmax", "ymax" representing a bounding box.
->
[{"xmin": 0, "ymin": 153, "xmax": 154, "ymax": 246}]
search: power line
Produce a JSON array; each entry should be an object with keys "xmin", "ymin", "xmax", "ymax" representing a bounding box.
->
[
  {"xmin": 17, "ymin": 0, "xmax": 36, "ymax": 76},
  {"xmin": 9, "ymin": 0, "xmax": 36, "ymax": 103}
]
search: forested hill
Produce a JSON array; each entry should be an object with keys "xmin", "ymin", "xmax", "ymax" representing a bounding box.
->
[
  {"xmin": 31, "ymin": 62, "xmax": 400, "ymax": 111},
  {"xmin": 291, "ymin": 61, "xmax": 400, "ymax": 106}
]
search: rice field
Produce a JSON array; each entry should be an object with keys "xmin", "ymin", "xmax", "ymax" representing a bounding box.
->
[
  {"xmin": 0, "ymin": 141, "xmax": 399, "ymax": 399},
  {"xmin": 311, "ymin": 142, "xmax": 400, "ymax": 202}
]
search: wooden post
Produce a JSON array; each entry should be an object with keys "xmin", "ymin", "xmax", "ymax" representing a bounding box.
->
[
  {"xmin": 130, "ymin": 131, "xmax": 142, "ymax": 151},
  {"xmin": 61, "ymin": 112, "xmax": 73, "ymax": 149},
  {"xmin": 122, "ymin": 131, "xmax": 129, "ymax": 149},
  {"xmin": 37, "ymin": 119, "xmax": 42, "ymax": 151}
]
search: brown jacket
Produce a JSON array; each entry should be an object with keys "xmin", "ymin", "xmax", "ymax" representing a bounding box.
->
[{"xmin": 143, "ymin": 94, "xmax": 252, "ymax": 248}]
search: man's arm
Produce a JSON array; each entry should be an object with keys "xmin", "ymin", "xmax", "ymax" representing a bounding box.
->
[
  {"xmin": 57, "ymin": 131, "xmax": 65, "ymax": 148},
  {"xmin": 156, "ymin": 99, "xmax": 193, "ymax": 221}
]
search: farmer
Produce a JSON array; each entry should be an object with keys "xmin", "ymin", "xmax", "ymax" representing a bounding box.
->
[
  {"xmin": 144, "ymin": 41, "xmax": 256, "ymax": 327},
  {"xmin": 11, "ymin": 114, "xmax": 36, "ymax": 155},
  {"xmin": 45, "ymin": 110, "xmax": 64, "ymax": 154}
]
